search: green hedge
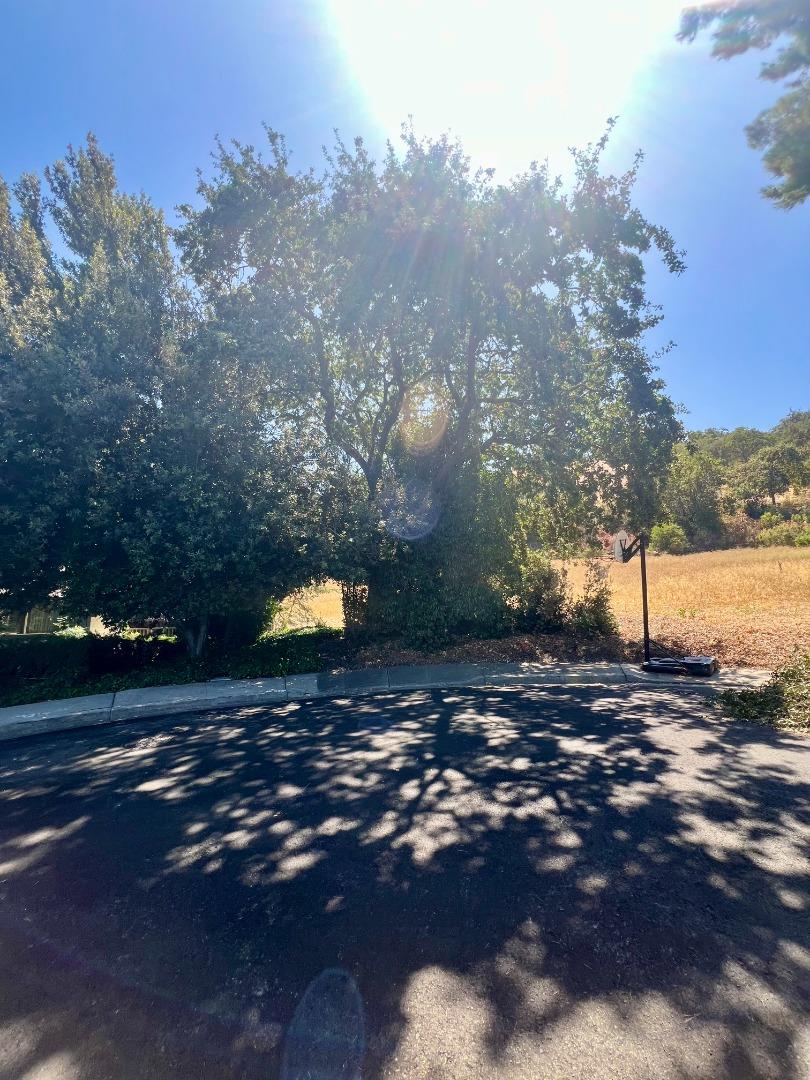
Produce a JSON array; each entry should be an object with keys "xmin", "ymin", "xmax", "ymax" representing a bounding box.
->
[{"xmin": 0, "ymin": 628, "xmax": 342, "ymax": 707}]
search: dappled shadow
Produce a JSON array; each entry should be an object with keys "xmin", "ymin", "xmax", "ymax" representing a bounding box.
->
[{"xmin": 0, "ymin": 686, "xmax": 807, "ymax": 1078}]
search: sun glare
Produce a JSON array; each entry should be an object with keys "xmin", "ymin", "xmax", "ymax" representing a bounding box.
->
[{"xmin": 324, "ymin": 0, "xmax": 684, "ymax": 176}]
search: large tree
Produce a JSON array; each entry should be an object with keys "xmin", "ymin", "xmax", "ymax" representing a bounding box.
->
[
  {"xmin": 733, "ymin": 442, "xmax": 808, "ymax": 505},
  {"xmin": 0, "ymin": 171, "xmax": 66, "ymax": 607},
  {"xmin": 1, "ymin": 136, "xmax": 175, "ymax": 609},
  {"xmin": 177, "ymin": 126, "xmax": 682, "ymax": 596},
  {"xmin": 661, "ymin": 442, "xmax": 726, "ymax": 544},
  {"xmin": 0, "ymin": 137, "xmax": 327, "ymax": 653},
  {"xmin": 679, "ymin": 0, "xmax": 810, "ymax": 208}
]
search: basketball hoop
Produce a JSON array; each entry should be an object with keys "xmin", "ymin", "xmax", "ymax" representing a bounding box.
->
[
  {"xmin": 613, "ymin": 529, "xmax": 640, "ymax": 564},
  {"xmin": 612, "ymin": 529, "xmax": 630, "ymax": 563},
  {"xmin": 610, "ymin": 529, "xmax": 717, "ymax": 675}
]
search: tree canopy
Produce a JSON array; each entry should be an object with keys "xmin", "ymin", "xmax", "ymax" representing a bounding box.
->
[
  {"xmin": 0, "ymin": 137, "xmax": 334, "ymax": 653},
  {"xmin": 2, "ymin": 126, "xmax": 686, "ymax": 650},
  {"xmin": 177, "ymin": 125, "xmax": 683, "ymax": 539},
  {"xmin": 732, "ymin": 442, "xmax": 808, "ymax": 505},
  {"xmin": 679, "ymin": 0, "xmax": 810, "ymax": 208}
]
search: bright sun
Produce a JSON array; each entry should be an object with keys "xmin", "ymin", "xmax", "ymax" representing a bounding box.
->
[{"xmin": 324, "ymin": 0, "xmax": 685, "ymax": 176}]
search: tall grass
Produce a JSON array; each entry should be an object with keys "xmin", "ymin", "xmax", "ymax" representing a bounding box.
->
[{"xmin": 564, "ymin": 546, "xmax": 810, "ymax": 617}]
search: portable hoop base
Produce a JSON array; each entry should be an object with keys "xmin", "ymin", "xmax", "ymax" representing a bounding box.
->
[{"xmin": 642, "ymin": 656, "xmax": 719, "ymax": 677}]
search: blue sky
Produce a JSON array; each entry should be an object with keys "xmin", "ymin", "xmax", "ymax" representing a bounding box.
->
[{"xmin": 1, "ymin": 0, "xmax": 807, "ymax": 431}]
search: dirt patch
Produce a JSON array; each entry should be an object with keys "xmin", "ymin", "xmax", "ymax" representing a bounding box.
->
[
  {"xmin": 348, "ymin": 616, "xmax": 805, "ymax": 671},
  {"xmin": 281, "ymin": 547, "xmax": 810, "ymax": 671},
  {"xmin": 616, "ymin": 611, "xmax": 808, "ymax": 669},
  {"xmin": 352, "ymin": 632, "xmax": 627, "ymax": 669}
]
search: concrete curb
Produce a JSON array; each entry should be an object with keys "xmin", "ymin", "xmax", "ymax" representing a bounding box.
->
[{"xmin": 0, "ymin": 662, "xmax": 771, "ymax": 745}]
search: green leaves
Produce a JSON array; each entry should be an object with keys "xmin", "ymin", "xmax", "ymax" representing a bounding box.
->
[
  {"xmin": 178, "ymin": 125, "xmax": 681, "ymax": 544},
  {"xmin": 3, "ymin": 125, "xmax": 685, "ymax": 652},
  {"xmin": 679, "ymin": 1, "xmax": 810, "ymax": 207},
  {"xmin": 661, "ymin": 443, "xmax": 725, "ymax": 545},
  {"xmin": 732, "ymin": 443, "xmax": 808, "ymax": 505},
  {"xmin": 1, "ymin": 137, "xmax": 336, "ymax": 650}
]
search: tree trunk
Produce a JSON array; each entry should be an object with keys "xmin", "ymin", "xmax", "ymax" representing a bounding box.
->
[{"xmin": 182, "ymin": 616, "xmax": 208, "ymax": 658}]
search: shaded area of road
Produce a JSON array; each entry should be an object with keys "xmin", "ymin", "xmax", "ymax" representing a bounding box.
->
[{"xmin": 0, "ymin": 686, "xmax": 807, "ymax": 1079}]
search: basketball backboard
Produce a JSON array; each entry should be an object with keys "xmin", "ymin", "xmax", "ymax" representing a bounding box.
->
[{"xmin": 613, "ymin": 529, "xmax": 630, "ymax": 563}]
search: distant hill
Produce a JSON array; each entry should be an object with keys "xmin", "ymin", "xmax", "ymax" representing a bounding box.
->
[{"xmin": 687, "ymin": 410, "xmax": 810, "ymax": 466}]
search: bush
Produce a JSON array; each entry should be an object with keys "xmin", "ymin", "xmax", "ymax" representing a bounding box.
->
[
  {"xmin": 218, "ymin": 628, "xmax": 342, "ymax": 679},
  {"xmin": 0, "ymin": 627, "xmax": 343, "ymax": 707},
  {"xmin": 516, "ymin": 554, "xmax": 568, "ymax": 632},
  {"xmin": 717, "ymin": 653, "xmax": 809, "ymax": 734},
  {"xmin": 567, "ymin": 560, "xmax": 618, "ymax": 638},
  {"xmin": 0, "ymin": 634, "xmax": 90, "ymax": 685},
  {"xmin": 364, "ymin": 471, "xmax": 518, "ymax": 649},
  {"xmin": 719, "ymin": 511, "xmax": 761, "ymax": 548},
  {"xmin": 756, "ymin": 520, "xmax": 809, "ymax": 547},
  {"xmin": 650, "ymin": 523, "xmax": 689, "ymax": 554},
  {"xmin": 758, "ymin": 511, "xmax": 781, "ymax": 529},
  {"xmin": 0, "ymin": 632, "xmax": 186, "ymax": 691},
  {"xmin": 367, "ymin": 572, "xmax": 512, "ymax": 651}
]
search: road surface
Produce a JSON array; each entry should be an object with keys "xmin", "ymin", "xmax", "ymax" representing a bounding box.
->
[{"xmin": 0, "ymin": 686, "xmax": 807, "ymax": 1079}]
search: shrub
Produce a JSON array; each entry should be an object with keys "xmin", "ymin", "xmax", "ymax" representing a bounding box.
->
[
  {"xmin": 758, "ymin": 511, "xmax": 781, "ymax": 529},
  {"xmin": 717, "ymin": 653, "xmax": 809, "ymax": 734},
  {"xmin": 0, "ymin": 627, "xmax": 343, "ymax": 707},
  {"xmin": 516, "ymin": 553, "xmax": 568, "ymax": 632},
  {"xmin": 567, "ymin": 560, "xmax": 618, "ymax": 638},
  {"xmin": 719, "ymin": 510, "xmax": 761, "ymax": 548},
  {"xmin": 221, "ymin": 628, "xmax": 341, "ymax": 679},
  {"xmin": 650, "ymin": 523, "xmax": 689, "ymax": 554},
  {"xmin": 0, "ymin": 634, "xmax": 90, "ymax": 684},
  {"xmin": 0, "ymin": 631, "xmax": 186, "ymax": 698},
  {"xmin": 85, "ymin": 633, "xmax": 185, "ymax": 674},
  {"xmin": 756, "ymin": 520, "xmax": 809, "ymax": 547},
  {"xmin": 364, "ymin": 470, "xmax": 518, "ymax": 649}
]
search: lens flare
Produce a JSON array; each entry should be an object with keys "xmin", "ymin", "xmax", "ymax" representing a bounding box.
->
[
  {"xmin": 379, "ymin": 476, "xmax": 441, "ymax": 541},
  {"xmin": 399, "ymin": 381, "xmax": 450, "ymax": 456},
  {"xmin": 281, "ymin": 967, "xmax": 365, "ymax": 1080}
]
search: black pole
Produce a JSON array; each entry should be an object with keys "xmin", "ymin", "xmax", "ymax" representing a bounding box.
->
[{"xmin": 639, "ymin": 533, "xmax": 650, "ymax": 664}]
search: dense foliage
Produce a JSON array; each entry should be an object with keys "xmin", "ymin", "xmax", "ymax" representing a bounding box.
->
[
  {"xmin": 3, "ymin": 126, "xmax": 685, "ymax": 654},
  {"xmin": 651, "ymin": 410, "xmax": 810, "ymax": 552},
  {"xmin": 0, "ymin": 138, "xmax": 347, "ymax": 653},
  {"xmin": 0, "ymin": 627, "xmax": 342, "ymax": 707},
  {"xmin": 650, "ymin": 522, "xmax": 689, "ymax": 554}
]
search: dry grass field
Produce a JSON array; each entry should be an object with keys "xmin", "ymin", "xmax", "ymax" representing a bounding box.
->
[
  {"xmin": 565, "ymin": 546, "xmax": 810, "ymax": 667},
  {"xmin": 278, "ymin": 547, "xmax": 810, "ymax": 668},
  {"xmin": 276, "ymin": 582, "xmax": 344, "ymax": 630}
]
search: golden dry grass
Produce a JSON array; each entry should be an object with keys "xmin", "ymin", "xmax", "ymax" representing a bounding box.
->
[
  {"xmin": 564, "ymin": 546, "xmax": 810, "ymax": 616},
  {"xmin": 279, "ymin": 547, "xmax": 810, "ymax": 668},
  {"xmin": 276, "ymin": 582, "xmax": 345, "ymax": 630},
  {"xmin": 564, "ymin": 546, "xmax": 810, "ymax": 667}
]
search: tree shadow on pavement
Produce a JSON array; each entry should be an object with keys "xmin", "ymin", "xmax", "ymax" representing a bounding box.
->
[{"xmin": 0, "ymin": 685, "xmax": 807, "ymax": 1079}]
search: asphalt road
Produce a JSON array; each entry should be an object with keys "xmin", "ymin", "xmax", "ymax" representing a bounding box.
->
[{"xmin": 0, "ymin": 686, "xmax": 807, "ymax": 1080}]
